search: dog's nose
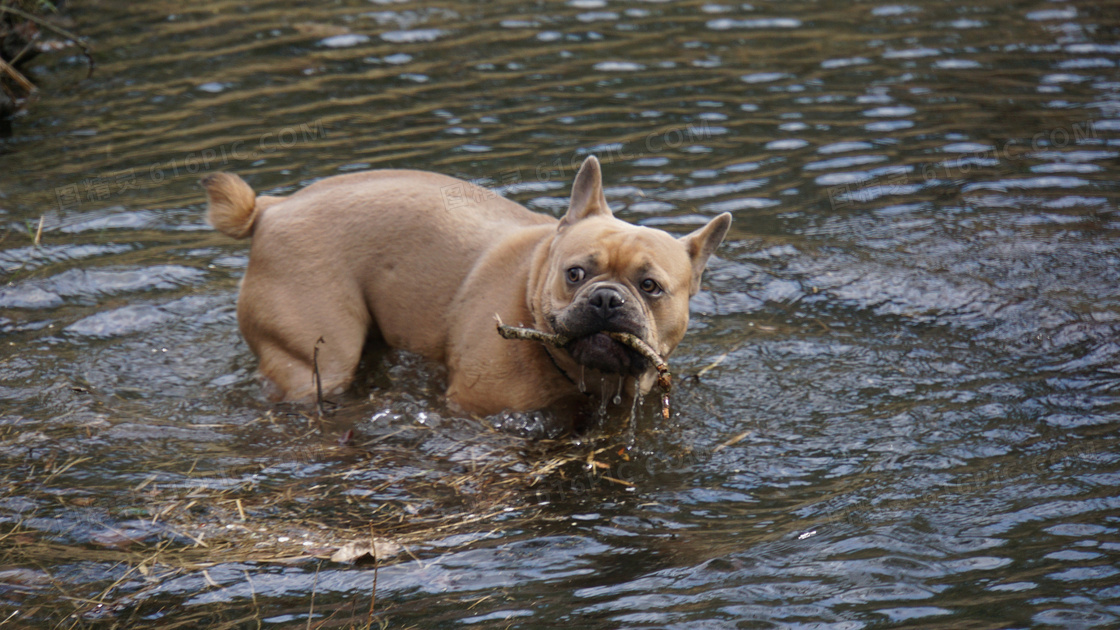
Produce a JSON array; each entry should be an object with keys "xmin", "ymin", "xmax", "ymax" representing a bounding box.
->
[{"xmin": 589, "ymin": 286, "xmax": 625, "ymax": 318}]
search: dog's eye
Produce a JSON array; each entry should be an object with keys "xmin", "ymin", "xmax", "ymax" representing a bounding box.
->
[
  {"xmin": 640, "ymin": 278, "xmax": 663, "ymax": 295},
  {"xmin": 566, "ymin": 267, "xmax": 585, "ymax": 283}
]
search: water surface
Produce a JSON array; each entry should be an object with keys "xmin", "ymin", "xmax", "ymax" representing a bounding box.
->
[{"xmin": 1, "ymin": 0, "xmax": 1119, "ymax": 627}]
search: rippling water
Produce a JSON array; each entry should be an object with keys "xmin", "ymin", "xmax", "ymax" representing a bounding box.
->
[{"xmin": 1, "ymin": 0, "xmax": 1119, "ymax": 627}]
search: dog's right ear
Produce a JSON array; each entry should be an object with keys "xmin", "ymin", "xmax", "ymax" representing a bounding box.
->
[{"xmin": 560, "ymin": 155, "xmax": 612, "ymax": 228}]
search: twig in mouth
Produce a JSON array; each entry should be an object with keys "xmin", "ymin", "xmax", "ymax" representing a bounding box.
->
[
  {"xmin": 603, "ymin": 331, "xmax": 673, "ymax": 420},
  {"xmin": 494, "ymin": 315, "xmax": 673, "ymax": 418},
  {"xmin": 495, "ymin": 315, "xmax": 571, "ymax": 347}
]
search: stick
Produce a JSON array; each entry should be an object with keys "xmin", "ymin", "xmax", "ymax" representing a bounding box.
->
[
  {"xmin": 605, "ymin": 332, "xmax": 673, "ymax": 419},
  {"xmin": 306, "ymin": 561, "xmax": 320, "ymax": 630},
  {"xmin": 312, "ymin": 337, "xmax": 325, "ymax": 419},
  {"xmin": 368, "ymin": 524, "xmax": 378, "ymax": 625},
  {"xmin": 0, "ymin": 57, "xmax": 34, "ymax": 94},
  {"xmin": 494, "ymin": 314, "xmax": 570, "ymax": 347},
  {"xmin": 493, "ymin": 315, "xmax": 673, "ymax": 418}
]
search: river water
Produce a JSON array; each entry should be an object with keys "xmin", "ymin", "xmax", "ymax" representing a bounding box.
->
[{"xmin": 1, "ymin": 0, "xmax": 1119, "ymax": 627}]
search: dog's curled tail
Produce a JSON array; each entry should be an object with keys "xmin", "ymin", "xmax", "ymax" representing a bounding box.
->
[{"xmin": 201, "ymin": 172, "xmax": 269, "ymax": 239}]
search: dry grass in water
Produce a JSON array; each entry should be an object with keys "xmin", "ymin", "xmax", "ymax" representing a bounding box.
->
[{"xmin": 0, "ymin": 412, "xmax": 645, "ymax": 623}]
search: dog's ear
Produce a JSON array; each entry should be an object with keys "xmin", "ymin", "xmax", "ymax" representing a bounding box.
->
[
  {"xmin": 679, "ymin": 213, "xmax": 732, "ymax": 296},
  {"xmin": 560, "ymin": 156, "xmax": 612, "ymax": 227}
]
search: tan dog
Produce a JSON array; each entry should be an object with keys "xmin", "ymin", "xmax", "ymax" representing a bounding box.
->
[{"xmin": 202, "ymin": 157, "xmax": 730, "ymax": 418}]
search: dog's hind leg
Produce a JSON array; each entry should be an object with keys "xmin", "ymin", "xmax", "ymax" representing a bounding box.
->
[{"xmin": 238, "ymin": 282, "xmax": 371, "ymax": 402}]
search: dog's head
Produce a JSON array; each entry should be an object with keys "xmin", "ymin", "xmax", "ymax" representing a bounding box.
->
[{"xmin": 532, "ymin": 156, "xmax": 731, "ymax": 377}]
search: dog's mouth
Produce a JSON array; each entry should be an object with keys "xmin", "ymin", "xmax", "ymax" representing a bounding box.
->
[{"xmin": 565, "ymin": 332, "xmax": 648, "ymax": 375}]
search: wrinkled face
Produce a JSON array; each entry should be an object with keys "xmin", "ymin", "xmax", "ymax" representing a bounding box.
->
[{"xmin": 541, "ymin": 216, "xmax": 694, "ymax": 375}]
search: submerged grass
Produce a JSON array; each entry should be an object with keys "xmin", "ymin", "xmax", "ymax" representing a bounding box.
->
[{"xmin": 0, "ymin": 405, "xmax": 650, "ymax": 626}]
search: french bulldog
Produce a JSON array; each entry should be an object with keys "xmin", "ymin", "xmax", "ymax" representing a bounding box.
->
[{"xmin": 202, "ymin": 156, "xmax": 730, "ymax": 419}]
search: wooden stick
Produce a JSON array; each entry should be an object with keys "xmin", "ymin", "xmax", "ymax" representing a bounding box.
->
[
  {"xmin": 312, "ymin": 337, "xmax": 325, "ymax": 419},
  {"xmin": 493, "ymin": 315, "xmax": 673, "ymax": 418},
  {"xmin": 368, "ymin": 523, "xmax": 378, "ymax": 622},
  {"xmin": 495, "ymin": 315, "xmax": 570, "ymax": 347},
  {"xmin": 0, "ymin": 57, "xmax": 34, "ymax": 94},
  {"xmin": 605, "ymin": 332, "xmax": 672, "ymax": 419}
]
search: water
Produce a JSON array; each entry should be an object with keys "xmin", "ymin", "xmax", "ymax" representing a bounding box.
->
[{"xmin": 2, "ymin": 0, "xmax": 1119, "ymax": 627}]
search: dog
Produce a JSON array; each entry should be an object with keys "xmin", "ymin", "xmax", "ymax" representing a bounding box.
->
[{"xmin": 202, "ymin": 156, "xmax": 730, "ymax": 419}]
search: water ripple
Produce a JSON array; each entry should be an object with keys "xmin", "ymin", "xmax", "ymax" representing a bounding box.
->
[{"xmin": 0, "ymin": 0, "xmax": 1118, "ymax": 625}]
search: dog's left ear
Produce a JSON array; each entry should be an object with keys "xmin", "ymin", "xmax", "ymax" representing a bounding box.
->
[
  {"xmin": 679, "ymin": 213, "xmax": 732, "ymax": 295},
  {"xmin": 560, "ymin": 155, "xmax": 612, "ymax": 227}
]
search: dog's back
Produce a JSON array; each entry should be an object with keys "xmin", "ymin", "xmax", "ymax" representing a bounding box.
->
[{"xmin": 201, "ymin": 169, "xmax": 555, "ymax": 401}]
